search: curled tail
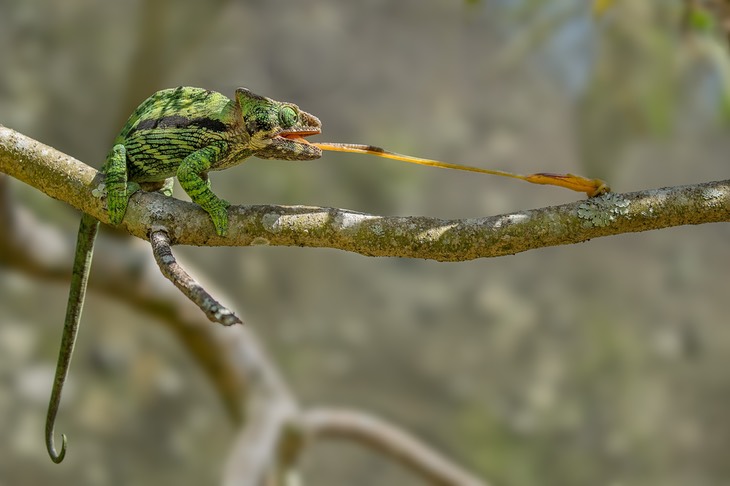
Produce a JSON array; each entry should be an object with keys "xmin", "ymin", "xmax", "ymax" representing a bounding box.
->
[{"xmin": 46, "ymin": 212, "xmax": 99, "ymax": 463}]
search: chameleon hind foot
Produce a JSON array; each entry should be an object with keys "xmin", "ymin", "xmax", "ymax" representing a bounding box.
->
[
  {"xmin": 106, "ymin": 181, "xmax": 141, "ymax": 225},
  {"xmin": 206, "ymin": 200, "xmax": 231, "ymax": 237}
]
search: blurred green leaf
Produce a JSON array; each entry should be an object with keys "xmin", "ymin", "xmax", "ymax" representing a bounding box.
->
[{"xmin": 687, "ymin": 5, "xmax": 716, "ymax": 33}]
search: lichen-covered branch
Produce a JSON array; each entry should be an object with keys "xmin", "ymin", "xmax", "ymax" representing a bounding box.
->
[{"xmin": 2, "ymin": 125, "xmax": 728, "ymax": 262}]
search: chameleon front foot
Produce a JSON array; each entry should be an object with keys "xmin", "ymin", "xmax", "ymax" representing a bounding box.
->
[
  {"xmin": 105, "ymin": 181, "xmax": 142, "ymax": 225},
  {"xmin": 206, "ymin": 200, "xmax": 231, "ymax": 236}
]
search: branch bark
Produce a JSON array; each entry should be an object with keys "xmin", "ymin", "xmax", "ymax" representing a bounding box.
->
[
  {"xmin": 3, "ymin": 125, "xmax": 728, "ymax": 262},
  {"xmin": 150, "ymin": 229, "xmax": 242, "ymax": 326}
]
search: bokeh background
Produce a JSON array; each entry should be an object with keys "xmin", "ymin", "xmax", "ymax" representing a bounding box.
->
[{"xmin": 1, "ymin": 1, "xmax": 730, "ymax": 485}]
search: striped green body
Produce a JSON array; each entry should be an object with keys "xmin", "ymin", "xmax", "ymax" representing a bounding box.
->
[
  {"xmin": 110, "ymin": 88, "xmax": 245, "ymax": 182},
  {"xmin": 102, "ymin": 86, "xmax": 322, "ymax": 236}
]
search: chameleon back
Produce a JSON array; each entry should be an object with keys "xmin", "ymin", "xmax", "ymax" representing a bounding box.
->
[{"xmin": 106, "ymin": 87, "xmax": 239, "ymax": 182}]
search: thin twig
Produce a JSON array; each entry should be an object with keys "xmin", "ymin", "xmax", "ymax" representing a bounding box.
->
[{"xmin": 150, "ymin": 229, "xmax": 241, "ymax": 326}]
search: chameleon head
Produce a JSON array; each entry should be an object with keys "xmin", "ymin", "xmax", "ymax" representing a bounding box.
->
[{"xmin": 235, "ymin": 88, "xmax": 322, "ymax": 161}]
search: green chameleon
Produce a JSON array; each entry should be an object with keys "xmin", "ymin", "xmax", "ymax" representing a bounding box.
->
[
  {"xmin": 45, "ymin": 86, "xmax": 323, "ymax": 463},
  {"xmin": 45, "ymin": 85, "xmax": 608, "ymax": 464}
]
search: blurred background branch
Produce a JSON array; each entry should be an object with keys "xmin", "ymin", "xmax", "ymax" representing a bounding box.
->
[
  {"xmin": 2, "ymin": 1, "xmax": 730, "ymax": 485},
  {"xmin": 295, "ymin": 407, "xmax": 489, "ymax": 486}
]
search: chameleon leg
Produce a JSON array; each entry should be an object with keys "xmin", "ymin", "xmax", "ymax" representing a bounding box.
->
[
  {"xmin": 46, "ymin": 212, "xmax": 99, "ymax": 463},
  {"xmin": 104, "ymin": 144, "xmax": 133, "ymax": 224},
  {"xmin": 177, "ymin": 143, "xmax": 230, "ymax": 236}
]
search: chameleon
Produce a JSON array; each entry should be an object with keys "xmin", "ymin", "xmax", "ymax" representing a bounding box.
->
[
  {"xmin": 45, "ymin": 85, "xmax": 608, "ymax": 463},
  {"xmin": 45, "ymin": 86, "xmax": 323, "ymax": 463}
]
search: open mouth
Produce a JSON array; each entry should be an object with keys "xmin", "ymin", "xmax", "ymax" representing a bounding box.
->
[{"xmin": 277, "ymin": 129, "xmax": 320, "ymax": 144}]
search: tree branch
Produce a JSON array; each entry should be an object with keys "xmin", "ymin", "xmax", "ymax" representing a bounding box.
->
[
  {"xmin": 150, "ymin": 229, "xmax": 242, "ymax": 326},
  {"xmin": 222, "ymin": 384, "xmax": 298, "ymax": 486},
  {"xmin": 2, "ymin": 178, "xmax": 490, "ymax": 485},
  {"xmin": 297, "ymin": 407, "xmax": 489, "ymax": 486},
  {"xmin": 3, "ymin": 125, "xmax": 728, "ymax": 262}
]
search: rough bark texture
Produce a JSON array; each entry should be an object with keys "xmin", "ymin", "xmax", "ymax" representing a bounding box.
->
[{"xmin": 2, "ymin": 125, "xmax": 728, "ymax": 262}]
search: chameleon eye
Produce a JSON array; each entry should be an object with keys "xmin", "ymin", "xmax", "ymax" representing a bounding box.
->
[{"xmin": 279, "ymin": 106, "xmax": 298, "ymax": 128}]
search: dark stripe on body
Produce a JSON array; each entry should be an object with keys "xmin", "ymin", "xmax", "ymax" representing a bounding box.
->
[
  {"xmin": 124, "ymin": 131, "xmax": 242, "ymax": 181},
  {"xmin": 133, "ymin": 116, "xmax": 228, "ymax": 133}
]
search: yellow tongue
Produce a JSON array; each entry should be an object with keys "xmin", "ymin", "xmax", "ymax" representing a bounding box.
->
[
  {"xmin": 312, "ymin": 142, "xmax": 609, "ymax": 197},
  {"xmin": 280, "ymin": 134, "xmax": 311, "ymax": 144}
]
